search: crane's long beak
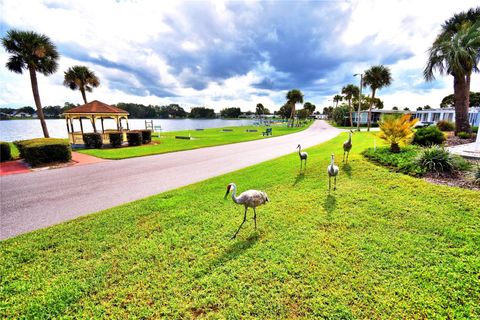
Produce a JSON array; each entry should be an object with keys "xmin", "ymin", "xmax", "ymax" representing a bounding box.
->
[{"xmin": 224, "ymin": 186, "xmax": 230, "ymax": 199}]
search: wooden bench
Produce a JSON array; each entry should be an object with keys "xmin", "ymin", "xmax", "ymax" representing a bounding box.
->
[
  {"xmin": 246, "ymin": 129, "xmax": 258, "ymax": 132},
  {"xmin": 262, "ymin": 128, "xmax": 272, "ymax": 136}
]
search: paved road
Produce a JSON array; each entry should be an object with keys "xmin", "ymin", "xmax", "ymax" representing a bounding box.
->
[{"xmin": 0, "ymin": 121, "xmax": 341, "ymax": 240}]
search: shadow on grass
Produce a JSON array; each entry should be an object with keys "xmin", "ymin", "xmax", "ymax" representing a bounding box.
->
[
  {"xmin": 323, "ymin": 194, "xmax": 337, "ymax": 215},
  {"xmin": 293, "ymin": 172, "xmax": 305, "ymax": 186},
  {"xmin": 197, "ymin": 233, "xmax": 260, "ymax": 277},
  {"xmin": 342, "ymin": 163, "xmax": 352, "ymax": 178}
]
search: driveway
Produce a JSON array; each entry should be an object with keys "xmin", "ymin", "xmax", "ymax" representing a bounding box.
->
[{"xmin": 0, "ymin": 120, "xmax": 341, "ymax": 240}]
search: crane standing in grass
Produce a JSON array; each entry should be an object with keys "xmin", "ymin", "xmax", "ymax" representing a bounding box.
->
[
  {"xmin": 327, "ymin": 154, "xmax": 339, "ymax": 192},
  {"xmin": 343, "ymin": 130, "xmax": 353, "ymax": 163},
  {"xmin": 297, "ymin": 144, "xmax": 308, "ymax": 170},
  {"xmin": 224, "ymin": 182, "xmax": 269, "ymax": 239}
]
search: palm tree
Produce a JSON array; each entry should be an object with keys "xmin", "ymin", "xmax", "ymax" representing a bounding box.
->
[
  {"xmin": 341, "ymin": 84, "xmax": 359, "ymax": 128},
  {"xmin": 363, "ymin": 65, "xmax": 392, "ymax": 131},
  {"xmin": 286, "ymin": 89, "xmax": 304, "ymax": 127},
  {"xmin": 63, "ymin": 65, "xmax": 100, "ymax": 104},
  {"xmin": 2, "ymin": 30, "xmax": 59, "ymax": 138},
  {"xmin": 424, "ymin": 9, "xmax": 480, "ymax": 134},
  {"xmin": 333, "ymin": 94, "xmax": 343, "ymax": 108}
]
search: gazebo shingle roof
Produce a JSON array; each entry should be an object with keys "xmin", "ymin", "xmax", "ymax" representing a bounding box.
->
[{"xmin": 63, "ymin": 100, "xmax": 129, "ymax": 115}]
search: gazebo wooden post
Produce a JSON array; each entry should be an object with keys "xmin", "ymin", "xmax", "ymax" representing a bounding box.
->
[
  {"xmin": 91, "ymin": 115, "xmax": 97, "ymax": 133},
  {"xmin": 69, "ymin": 118, "xmax": 74, "ymax": 132},
  {"xmin": 101, "ymin": 117, "xmax": 105, "ymax": 133},
  {"xmin": 126, "ymin": 118, "xmax": 129, "ymax": 130},
  {"xmin": 65, "ymin": 117, "xmax": 70, "ymax": 133},
  {"xmin": 116, "ymin": 116, "xmax": 120, "ymax": 131},
  {"xmin": 79, "ymin": 117, "xmax": 84, "ymax": 133}
]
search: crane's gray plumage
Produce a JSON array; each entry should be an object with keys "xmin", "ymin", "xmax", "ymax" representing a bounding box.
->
[
  {"xmin": 327, "ymin": 154, "xmax": 339, "ymax": 192},
  {"xmin": 343, "ymin": 130, "xmax": 353, "ymax": 163},
  {"xmin": 224, "ymin": 182, "xmax": 269, "ymax": 239},
  {"xmin": 297, "ymin": 144, "xmax": 308, "ymax": 170}
]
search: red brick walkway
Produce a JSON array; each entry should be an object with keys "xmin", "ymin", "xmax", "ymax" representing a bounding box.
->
[
  {"xmin": 0, "ymin": 152, "xmax": 106, "ymax": 176},
  {"xmin": 0, "ymin": 160, "xmax": 30, "ymax": 176}
]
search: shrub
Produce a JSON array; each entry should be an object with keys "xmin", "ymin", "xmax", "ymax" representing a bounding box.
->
[
  {"xmin": 457, "ymin": 131, "xmax": 470, "ymax": 139},
  {"xmin": 14, "ymin": 138, "xmax": 67, "ymax": 158},
  {"xmin": 140, "ymin": 129, "xmax": 152, "ymax": 144},
  {"xmin": 332, "ymin": 104, "xmax": 350, "ymax": 126},
  {"xmin": 413, "ymin": 126, "xmax": 446, "ymax": 146},
  {"xmin": 472, "ymin": 126, "xmax": 478, "ymax": 133},
  {"xmin": 127, "ymin": 131, "xmax": 143, "ymax": 146},
  {"xmin": 378, "ymin": 114, "xmax": 418, "ymax": 153},
  {"xmin": 362, "ymin": 146, "xmax": 425, "ymax": 176},
  {"xmin": 436, "ymin": 120, "xmax": 455, "ymax": 131},
  {"xmin": 83, "ymin": 133, "xmax": 103, "ymax": 148},
  {"xmin": 473, "ymin": 165, "xmax": 480, "ymax": 185},
  {"xmin": 109, "ymin": 132, "xmax": 123, "ymax": 148},
  {"xmin": 21, "ymin": 138, "xmax": 71, "ymax": 167},
  {"xmin": 415, "ymin": 146, "xmax": 468, "ymax": 174},
  {"xmin": 0, "ymin": 142, "xmax": 11, "ymax": 162}
]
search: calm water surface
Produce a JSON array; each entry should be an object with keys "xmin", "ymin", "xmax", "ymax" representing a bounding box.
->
[{"xmin": 0, "ymin": 119, "xmax": 256, "ymax": 142}]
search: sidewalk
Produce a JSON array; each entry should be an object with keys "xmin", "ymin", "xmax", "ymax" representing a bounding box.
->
[{"xmin": 0, "ymin": 152, "xmax": 106, "ymax": 176}]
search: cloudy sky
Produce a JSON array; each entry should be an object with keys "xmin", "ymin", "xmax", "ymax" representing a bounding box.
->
[{"xmin": 0, "ymin": 0, "xmax": 479, "ymax": 112}]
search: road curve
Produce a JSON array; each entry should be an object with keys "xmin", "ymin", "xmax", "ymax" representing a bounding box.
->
[{"xmin": 0, "ymin": 120, "xmax": 341, "ymax": 240}]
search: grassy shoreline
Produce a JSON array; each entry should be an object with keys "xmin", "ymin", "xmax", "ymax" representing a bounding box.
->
[
  {"xmin": 1, "ymin": 132, "xmax": 478, "ymax": 318},
  {"xmin": 78, "ymin": 123, "xmax": 311, "ymax": 159}
]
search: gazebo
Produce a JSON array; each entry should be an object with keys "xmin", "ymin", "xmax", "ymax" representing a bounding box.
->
[{"xmin": 63, "ymin": 100, "xmax": 130, "ymax": 144}]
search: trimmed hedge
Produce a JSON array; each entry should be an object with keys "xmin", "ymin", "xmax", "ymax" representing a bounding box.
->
[
  {"xmin": 109, "ymin": 132, "xmax": 123, "ymax": 148},
  {"xmin": 457, "ymin": 132, "xmax": 470, "ymax": 139},
  {"xmin": 413, "ymin": 126, "xmax": 445, "ymax": 146},
  {"xmin": 0, "ymin": 142, "xmax": 11, "ymax": 162},
  {"xmin": 127, "ymin": 131, "xmax": 143, "ymax": 146},
  {"xmin": 14, "ymin": 138, "xmax": 71, "ymax": 167},
  {"xmin": 83, "ymin": 133, "xmax": 103, "ymax": 149},
  {"xmin": 140, "ymin": 130, "xmax": 152, "ymax": 144}
]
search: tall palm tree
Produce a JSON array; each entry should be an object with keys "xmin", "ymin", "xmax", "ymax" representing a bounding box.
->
[
  {"xmin": 63, "ymin": 65, "xmax": 100, "ymax": 104},
  {"xmin": 2, "ymin": 30, "xmax": 59, "ymax": 138},
  {"xmin": 341, "ymin": 84, "xmax": 359, "ymax": 127},
  {"xmin": 425, "ymin": 9, "xmax": 480, "ymax": 134},
  {"xmin": 363, "ymin": 65, "xmax": 392, "ymax": 131},
  {"xmin": 333, "ymin": 94, "xmax": 343, "ymax": 108},
  {"xmin": 286, "ymin": 89, "xmax": 304, "ymax": 127}
]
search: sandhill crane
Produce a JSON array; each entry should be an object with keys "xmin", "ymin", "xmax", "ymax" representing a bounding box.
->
[
  {"xmin": 297, "ymin": 144, "xmax": 308, "ymax": 170},
  {"xmin": 343, "ymin": 130, "xmax": 353, "ymax": 163},
  {"xmin": 224, "ymin": 182, "xmax": 269, "ymax": 239},
  {"xmin": 327, "ymin": 154, "xmax": 339, "ymax": 192}
]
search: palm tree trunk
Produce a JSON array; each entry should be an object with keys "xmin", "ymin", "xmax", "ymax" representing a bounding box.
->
[
  {"xmin": 348, "ymin": 99, "xmax": 353, "ymax": 128},
  {"xmin": 289, "ymin": 102, "xmax": 295, "ymax": 127},
  {"xmin": 367, "ymin": 89, "xmax": 376, "ymax": 132},
  {"xmin": 453, "ymin": 74, "xmax": 471, "ymax": 134},
  {"xmin": 80, "ymin": 88, "xmax": 88, "ymax": 104},
  {"xmin": 28, "ymin": 67, "xmax": 49, "ymax": 138}
]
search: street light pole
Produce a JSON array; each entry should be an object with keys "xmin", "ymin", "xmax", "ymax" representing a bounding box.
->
[{"xmin": 354, "ymin": 73, "xmax": 363, "ymax": 132}]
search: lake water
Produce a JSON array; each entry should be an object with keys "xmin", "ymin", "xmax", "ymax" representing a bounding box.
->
[{"xmin": 0, "ymin": 118, "xmax": 256, "ymax": 142}]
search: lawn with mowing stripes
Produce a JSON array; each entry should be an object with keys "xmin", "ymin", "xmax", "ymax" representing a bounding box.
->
[
  {"xmin": 1, "ymin": 132, "xmax": 479, "ymax": 318},
  {"xmin": 78, "ymin": 123, "xmax": 311, "ymax": 159}
]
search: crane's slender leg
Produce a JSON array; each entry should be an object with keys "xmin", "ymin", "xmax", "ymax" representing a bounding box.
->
[
  {"xmin": 343, "ymin": 151, "xmax": 345, "ymax": 163},
  {"xmin": 328, "ymin": 176, "xmax": 331, "ymax": 193},
  {"xmin": 253, "ymin": 207, "xmax": 257, "ymax": 229},
  {"xmin": 334, "ymin": 176, "xmax": 337, "ymax": 191},
  {"xmin": 231, "ymin": 207, "xmax": 247, "ymax": 239},
  {"xmin": 347, "ymin": 151, "xmax": 349, "ymax": 163},
  {"xmin": 304, "ymin": 158, "xmax": 307, "ymax": 169},
  {"xmin": 300, "ymin": 159, "xmax": 302, "ymax": 170}
]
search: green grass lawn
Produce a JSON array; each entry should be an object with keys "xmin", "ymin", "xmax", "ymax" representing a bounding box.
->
[
  {"xmin": 1, "ymin": 133, "xmax": 479, "ymax": 318},
  {"xmin": 78, "ymin": 123, "xmax": 310, "ymax": 159}
]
